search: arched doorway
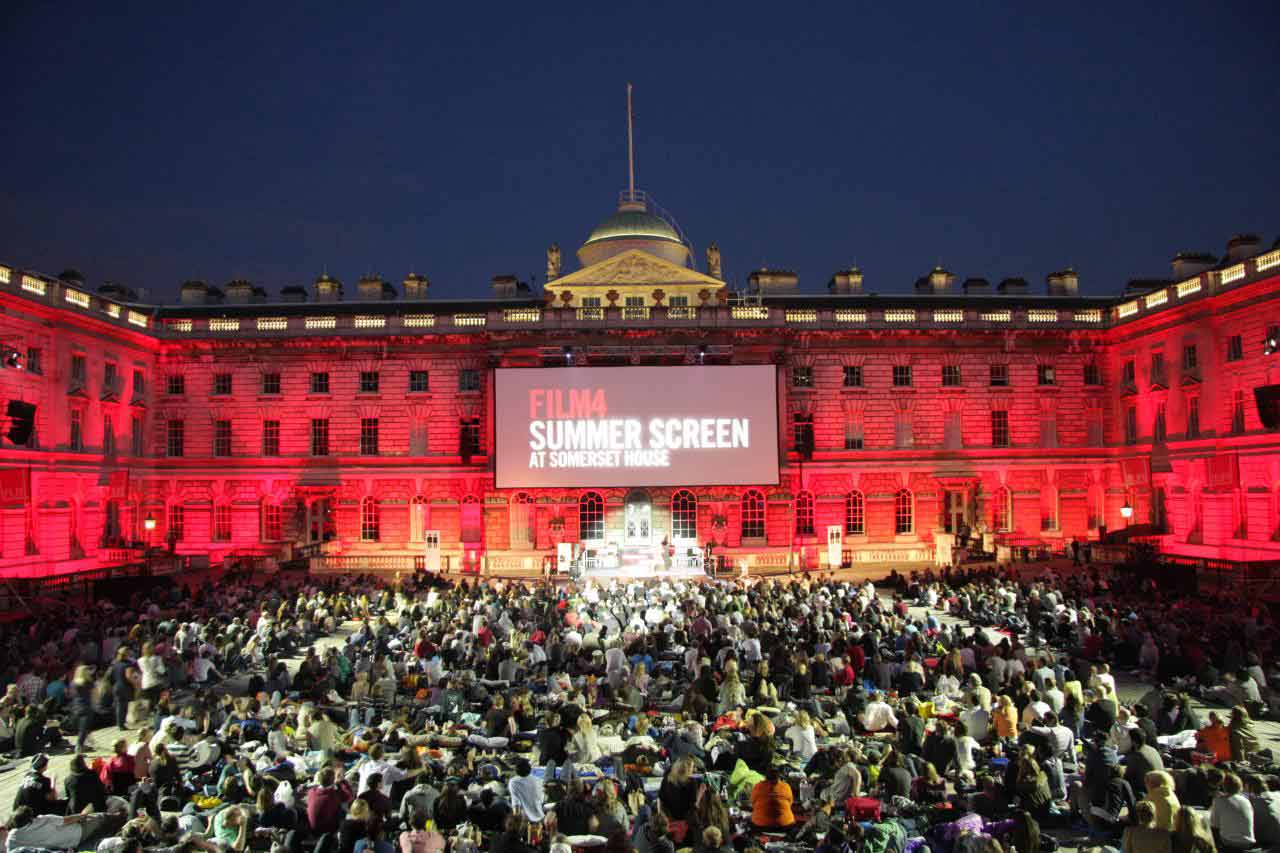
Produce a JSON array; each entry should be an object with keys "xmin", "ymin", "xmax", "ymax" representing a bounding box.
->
[{"xmin": 624, "ymin": 489, "xmax": 651, "ymax": 546}]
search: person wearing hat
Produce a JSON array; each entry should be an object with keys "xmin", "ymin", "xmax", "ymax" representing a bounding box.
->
[{"xmin": 13, "ymin": 752, "xmax": 63, "ymax": 815}]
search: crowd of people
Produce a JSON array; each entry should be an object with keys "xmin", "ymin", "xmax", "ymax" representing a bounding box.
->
[{"xmin": 0, "ymin": 560, "xmax": 1275, "ymax": 853}]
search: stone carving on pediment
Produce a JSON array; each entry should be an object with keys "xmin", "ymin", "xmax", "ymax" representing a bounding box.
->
[{"xmin": 178, "ymin": 480, "xmax": 215, "ymax": 502}]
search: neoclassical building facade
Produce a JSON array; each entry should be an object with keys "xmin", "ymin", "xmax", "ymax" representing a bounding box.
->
[{"xmin": 0, "ymin": 196, "xmax": 1277, "ymax": 576}]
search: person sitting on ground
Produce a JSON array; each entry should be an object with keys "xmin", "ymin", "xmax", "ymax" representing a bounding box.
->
[
  {"xmin": 1210, "ymin": 772, "xmax": 1256, "ymax": 851},
  {"xmin": 1123, "ymin": 800, "xmax": 1173, "ymax": 853},
  {"xmin": 750, "ymin": 765, "xmax": 795, "ymax": 830}
]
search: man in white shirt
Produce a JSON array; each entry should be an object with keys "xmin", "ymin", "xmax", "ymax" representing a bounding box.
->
[
  {"xmin": 963, "ymin": 697, "xmax": 991, "ymax": 742},
  {"xmin": 508, "ymin": 758, "xmax": 545, "ymax": 822},
  {"xmin": 859, "ymin": 693, "xmax": 899, "ymax": 732},
  {"xmin": 6, "ymin": 807, "xmax": 109, "ymax": 851},
  {"xmin": 355, "ymin": 743, "xmax": 408, "ymax": 798}
]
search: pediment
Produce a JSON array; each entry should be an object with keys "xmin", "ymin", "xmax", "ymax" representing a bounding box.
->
[{"xmin": 551, "ymin": 249, "xmax": 725, "ymax": 289}]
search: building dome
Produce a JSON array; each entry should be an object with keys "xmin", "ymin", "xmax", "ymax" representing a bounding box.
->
[{"xmin": 577, "ymin": 197, "xmax": 692, "ymax": 268}]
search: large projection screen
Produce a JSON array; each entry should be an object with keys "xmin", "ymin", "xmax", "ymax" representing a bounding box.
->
[{"xmin": 495, "ymin": 365, "xmax": 779, "ymax": 489}]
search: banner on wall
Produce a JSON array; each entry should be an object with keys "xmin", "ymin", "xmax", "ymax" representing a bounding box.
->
[{"xmin": 0, "ymin": 467, "xmax": 30, "ymax": 504}]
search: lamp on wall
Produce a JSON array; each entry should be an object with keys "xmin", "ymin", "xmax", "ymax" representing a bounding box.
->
[
  {"xmin": 143, "ymin": 512, "xmax": 156, "ymax": 531},
  {"xmin": 1120, "ymin": 502, "xmax": 1133, "ymax": 521}
]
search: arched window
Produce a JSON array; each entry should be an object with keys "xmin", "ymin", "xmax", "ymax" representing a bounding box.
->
[
  {"xmin": 795, "ymin": 490, "xmax": 815, "ymax": 536},
  {"xmin": 361, "ymin": 496, "xmax": 380, "ymax": 542},
  {"xmin": 409, "ymin": 495, "xmax": 429, "ymax": 543},
  {"xmin": 741, "ymin": 489, "xmax": 765, "ymax": 539},
  {"xmin": 671, "ymin": 489, "xmax": 698, "ymax": 541},
  {"xmin": 1040, "ymin": 487, "xmax": 1059, "ymax": 532},
  {"xmin": 213, "ymin": 503, "xmax": 232, "ymax": 542},
  {"xmin": 261, "ymin": 498, "xmax": 282, "ymax": 542},
  {"xmin": 993, "ymin": 486, "xmax": 1012, "ymax": 532},
  {"xmin": 579, "ymin": 492, "xmax": 604, "ymax": 542},
  {"xmin": 510, "ymin": 492, "xmax": 535, "ymax": 549},
  {"xmin": 845, "ymin": 490, "xmax": 865, "ymax": 535},
  {"xmin": 894, "ymin": 489, "xmax": 914, "ymax": 535},
  {"xmin": 460, "ymin": 494, "xmax": 482, "ymax": 543}
]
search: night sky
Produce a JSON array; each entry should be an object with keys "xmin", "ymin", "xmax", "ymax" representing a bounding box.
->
[{"xmin": 2, "ymin": 2, "xmax": 1277, "ymax": 302}]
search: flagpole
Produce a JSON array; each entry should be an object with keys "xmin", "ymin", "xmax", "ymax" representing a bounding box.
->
[{"xmin": 626, "ymin": 82, "xmax": 635, "ymax": 201}]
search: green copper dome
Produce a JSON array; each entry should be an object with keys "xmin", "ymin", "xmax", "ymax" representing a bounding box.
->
[{"xmin": 584, "ymin": 209, "xmax": 684, "ymax": 246}]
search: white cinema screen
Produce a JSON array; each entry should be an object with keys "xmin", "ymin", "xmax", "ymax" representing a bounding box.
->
[{"xmin": 494, "ymin": 365, "xmax": 780, "ymax": 489}]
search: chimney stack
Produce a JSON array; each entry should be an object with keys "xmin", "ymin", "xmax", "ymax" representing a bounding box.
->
[
  {"xmin": 961, "ymin": 277, "xmax": 990, "ymax": 294},
  {"xmin": 1171, "ymin": 252, "xmax": 1217, "ymax": 280},
  {"xmin": 1046, "ymin": 268, "xmax": 1079, "ymax": 296},
  {"xmin": 402, "ymin": 272, "xmax": 429, "ymax": 300},
  {"xmin": 748, "ymin": 267, "xmax": 799, "ymax": 293},
  {"xmin": 1224, "ymin": 234, "xmax": 1261, "ymax": 264},
  {"xmin": 997, "ymin": 277, "xmax": 1029, "ymax": 294},
  {"xmin": 828, "ymin": 266, "xmax": 864, "ymax": 294},
  {"xmin": 314, "ymin": 273, "xmax": 342, "ymax": 302}
]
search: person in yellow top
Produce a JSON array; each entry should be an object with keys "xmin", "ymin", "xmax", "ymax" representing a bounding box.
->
[{"xmin": 751, "ymin": 766, "xmax": 795, "ymax": 830}]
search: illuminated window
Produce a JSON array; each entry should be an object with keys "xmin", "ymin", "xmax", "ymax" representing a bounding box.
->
[
  {"xmin": 213, "ymin": 419, "xmax": 232, "ymax": 457},
  {"xmin": 459, "ymin": 369, "xmax": 481, "ymax": 392},
  {"xmin": 741, "ymin": 489, "xmax": 766, "ymax": 539},
  {"xmin": 668, "ymin": 295, "xmax": 689, "ymax": 308},
  {"xmin": 1226, "ymin": 335, "xmax": 1243, "ymax": 362},
  {"xmin": 167, "ymin": 419, "xmax": 184, "ymax": 457},
  {"xmin": 1232, "ymin": 390, "xmax": 1245, "ymax": 434},
  {"xmin": 359, "ymin": 371, "xmax": 380, "ymax": 393},
  {"xmin": 360, "ymin": 418, "xmax": 380, "ymax": 456},
  {"xmin": 795, "ymin": 491, "xmax": 815, "ymax": 536},
  {"xmin": 625, "ymin": 296, "xmax": 644, "ymax": 308},
  {"xmin": 580, "ymin": 297, "xmax": 602, "ymax": 308},
  {"xmin": 845, "ymin": 491, "xmax": 865, "ymax": 535},
  {"xmin": 310, "ymin": 372, "xmax": 330, "ymax": 394},
  {"xmin": 262, "ymin": 420, "xmax": 280, "ymax": 456},
  {"xmin": 168, "ymin": 505, "xmax": 185, "ymax": 541},
  {"xmin": 942, "ymin": 364, "xmax": 962, "ymax": 387},
  {"xmin": 361, "ymin": 497, "xmax": 380, "ymax": 542},
  {"xmin": 409, "ymin": 370, "xmax": 430, "ymax": 392},
  {"xmin": 844, "ymin": 419, "xmax": 863, "ymax": 450},
  {"xmin": 1187, "ymin": 396, "xmax": 1200, "ymax": 438},
  {"xmin": 262, "ymin": 501, "xmax": 282, "ymax": 541},
  {"xmin": 989, "ymin": 363, "xmax": 1009, "ymax": 387},
  {"xmin": 993, "ymin": 486, "xmax": 1012, "ymax": 532},
  {"xmin": 1084, "ymin": 361, "xmax": 1102, "ymax": 386},
  {"xmin": 261, "ymin": 373, "xmax": 280, "ymax": 395},
  {"xmin": 671, "ymin": 490, "xmax": 698, "ymax": 541},
  {"xmin": 843, "ymin": 365, "xmax": 862, "ymax": 387},
  {"xmin": 69, "ymin": 409, "xmax": 83, "ymax": 451},
  {"xmin": 409, "ymin": 495, "xmax": 429, "ymax": 542},
  {"xmin": 792, "ymin": 366, "xmax": 813, "ymax": 388},
  {"xmin": 213, "ymin": 505, "xmax": 232, "ymax": 541},
  {"xmin": 166, "ymin": 373, "xmax": 184, "ymax": 395},
  {"xmin": 579, "ymin": 492, "xmax": 605, "ymax": 542},
  {"xmin": 991, "ymin": 410, "xmax": 1010, "ymax": 448},
  {"xmin": 1041, "ymin": 488, "xmax": 1059, "ymax": 532},
  {"xmin": 892, "ymin": 365, "xmax": 913, "ymax": 387},
  {"xmin": 1037, "ymin": 364, "xmax": 1056, "ymax": 386},
  {"xmin": 1154, "ymin": 403, "xmax": 1167, "ymax": 443},
  {"xmin": 311, "ymin": 419, "xmax": 330, "ymax": 456},
  {"xmin": 894, "ymin": 489, "xmax": 914, "ymax": 535},
  {"xmin": 213, "ymin": 373, "xmax": 232, "ymax": 395}
]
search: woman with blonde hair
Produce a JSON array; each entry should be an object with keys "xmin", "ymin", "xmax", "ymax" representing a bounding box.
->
[
  {"xmin": 718, "ymin": 668, "xmax": 746, "ymax": 713},
  {"xmin": 994, "ymin": 694, "xmax": 1019, "ymax": 741},
  {"xmin": 568, "ymin": 713, "xmax": 604, "ymax": 765},
  {"xmin": 1143, "ymin": 771, "xmax": 1180, "ymax": 832},
  {"xmin": 659, "ymin": 755, "xmax": 698, "ymax": 821},
  {"xmin": 784, "ymin": 709, "xmax": 823, "ymax": 763}
]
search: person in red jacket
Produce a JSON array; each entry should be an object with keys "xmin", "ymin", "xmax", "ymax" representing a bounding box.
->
[{"xmin": 307, "ymin": 766, "xmax": 354, "ymax": 835}]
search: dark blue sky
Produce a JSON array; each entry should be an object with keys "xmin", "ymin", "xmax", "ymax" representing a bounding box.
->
[{"xmin": 2, "ymin": 2, "xmax": 1277, "ymax": 301}]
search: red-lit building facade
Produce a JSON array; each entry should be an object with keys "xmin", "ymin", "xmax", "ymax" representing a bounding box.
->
[{"xmin": 1, "ymin": 202, "xmax": 1278, "ymax": 578}]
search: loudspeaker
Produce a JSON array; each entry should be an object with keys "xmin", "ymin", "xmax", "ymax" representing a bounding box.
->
[
  {"xmin": 1255, "ymin": 385, "xmax": 1280, "ymax": 429},
  {"xmin": 5, "ymin": 400, "xmax": 35, "ymax": 445}
]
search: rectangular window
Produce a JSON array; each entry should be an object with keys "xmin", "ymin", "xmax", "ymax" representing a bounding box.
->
[
  {"xmin": 69, "ymin": 409, "xmax": 83, "ymax": 451},
  {"xmin": 26, "ymin": 348, "xmax": 42, "ymax": 375},
  {"xmin": 459, "ymin": 417, "xmax": 481, "ymax": 457},
  {"xmin": 792, "ymin": 413, "xmax": 815, "ymax": 453},
  {"xmin": 842, "ymin": 365, "xmax": 863, "ymax": 387},
  {"xmin": 213, "ymin": 373, "xmax": 232, "ymax": 395},
  {"xmin": 131, "ymin": 369, "xmax": 145, "ymax": 398},
  {"xmin": 894, "ymin": 413, "xmax": 913, "ymax": 448},
  {"xmin": 263, "ymin": 504, "xmax": 282, "ymax": 542},
  {"xmin": 131, "ymin": 416, "xmax": 144, "ymax": 457},
  {"xmin": 1187, "ymin": 397, "xmax": 1200, "ymax": 438},
  {"xmin": 1182, "ymin": 344, "xmax": 1198, "ymax": 371},
  {"xmin": 310, "ymin": 372, "xmax": 330, "ymax": 394},
  {"xmin": 213, "ymin": 505, "xmax": 232, "ymax": 541},
  {"xmin": 409, "ymin": 370, "xmax": 430, "ymax": 392},
  {"xmin": 1122, "ymin": 360, "xmax": 1136, "ymax": 389},
  {"xmin": 893, "ymin": 364, "xmax": 913, "ymax": 387},
  {"xmin": 102, "ymin": 416, "xmax": 114, "ymax": 455},
  {"xmin": 942, "ymin": 364, "xmax": 962, "ymax": 387},
  {"xmin": 1150, "ymin": 352, "xmax": 1166, "ymax": 386},
  {"xmin": 71, "ymin": 354, "xmax": 87, "ymax": 386},
  {"xmin": 668, "ymin": 295, "xmax": 689, "ymax": 307},
  {"xmin": 103, "ymin": 362, "xmax": 118, "ymax": 393},
  {"xmin": 214, "ymin": 420, "xmax": 232, "ymax": 457},
  {"xmin": 844, "ymin": 420, "xmax": 864, "ymax": 450},
  {"xmin": 359, "ymin": 371, "xmax": 380, "ymax": 393},
  {"xmin": 262, "ymin": 420, "xmax": 280, "ymax": 456},
  {"xmin": 167, "ymin": 419, "xmax": 185, "ymax": 457},
  {"xmin": 360, "ymin": 418, "xmax": 380, "ymax": 456},
  {"xmin": 1125, "ymin": 406, "xmax": 1138, "ymax": 444},
  {"xmin": 459, "ymin": 369, "xmax": 481, "ymax": 392},
  {"xmin": 580, "ymin": 296, "xmax": 602, "ymax": 308},
  {"xmin": 624, "ymin": 296, "xmax": 644, "ymax": 307},
  {"xmin": 166, "ymin": 374, "xmax": 185, "ymax": 395},
  {"xmin": 1083, "ymin": 361, "xmax": 1102, "ymax": 386},
  {"xmin": 310, "ymin": 418, "xmax": 330, "ymax": 456},
  {"xmin": 168, "ymin": 506, "xmax": 185, "ymax": 541},
  {"xmin": 991, "ymin": 410, "xmax": 1010, "ymax": 447},
  {"xmin": 1154, "ymin": 403, "xmax": 1167, "ymax": 442},
  {"xmin": 1037, "ymin": 364, "xmax": 1056, "ymax": 386},
  {"xmin": 792, "ymin": 366, "xmax": 813, "ymax": 388},
  {"xmin": 261, "ymin": 373, "xmax": 281, "ymax": 395},
  {"xmin": 1226, "ymin": 335, "xmax": 1243, "ymax": 362},
  {"xmin": 989, "ymin": 363, "xmax": 1009, "ymax": 387},
  {"xmin": 1232, "ymin": 390, "xmax": 1245, "ymax": 433}
]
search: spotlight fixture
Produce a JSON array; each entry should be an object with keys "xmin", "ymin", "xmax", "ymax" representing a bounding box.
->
[
  {"xmin": 1, "ymin": 347, "xmax": 22, "ymax": 370},
  {"xmin": 697, "ymin": 344, "xmax": 707, "ymax": 364},
  {"xmin": 563, "ymin": 346, "xmax": 574, "ymax": 364},
  {"xmin": 1264, "ymin": 326, "xmax": 1279, "ymax": 356}
]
